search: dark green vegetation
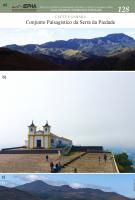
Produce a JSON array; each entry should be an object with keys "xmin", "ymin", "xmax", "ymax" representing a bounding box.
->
[
  {"xmin": 1, "ymin": 33, "xmax": 135, "ymax": 70},
  {"xmin": 0, "ymin": 180, "xmax": 132, "ymax": 200},
  {"xmin": 0, "ymin": 48, "xmax": 59, "ymax": 70},
  {"xmin": 115, "ymin": 152, "xmax": 134, "ymax": 172},
  {"xmin": 0, "ymin": 185, "xmax": 41, "ymax": 200}
]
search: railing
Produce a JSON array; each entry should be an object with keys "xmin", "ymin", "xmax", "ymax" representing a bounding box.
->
[
  {"xmin": 111, "ymin": 153, "xmax": 119, "ymax": 173},
  {"xmin": 1, "ymin": 146, "xmax": 26, "ymax": 151}
]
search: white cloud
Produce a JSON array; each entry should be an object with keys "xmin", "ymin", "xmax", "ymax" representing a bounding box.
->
[
  {"xmin": 0, "ymin": 179, "xmax": 17, "ymax": 187},
  {"xmin": 0, "ymin": 28, "xmax": 135, "ymax": 46},
  {"xmin": 22, "ymin": 174, "xmax": 42, "ymax": 182},
  {"xmin": 70, "ymin": 182, "xmax": 83, "ymax": 189},
  {"xmin": 70, "ymin": 182, "xmax": 112, "ymax": 191},
  {"xmin": 19, "ymin": 174, "xmax": 50, "ymax": 183},
  {"xmin": 17, "ymin": 174, "xmax": 67, "ymax": 186}
]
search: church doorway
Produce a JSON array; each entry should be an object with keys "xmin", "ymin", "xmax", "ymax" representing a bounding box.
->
[{"xmin": 37, "ymin": 140, "xmax": 41, "ymax": 148}]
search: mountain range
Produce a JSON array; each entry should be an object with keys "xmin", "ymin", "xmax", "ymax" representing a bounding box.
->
[
  {"xmin": 1, "ymin": 33, "xmax": 135, "ymax": 70},
  {"xmin": 0, "ymin": 180, "xmax": 134, "ymax": 200},
  {"xmin": 0, "ymin": 185, "xmax": 41, "ymax": 200}
]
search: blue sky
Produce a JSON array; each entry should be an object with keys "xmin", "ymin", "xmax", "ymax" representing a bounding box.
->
[
  {"xmin": 0, "ymin": 174, "xmax": 135, "ymax": 198},
  {"xmin": 0, "ymin": 28, "xmax": 135, "ymax": 46}
]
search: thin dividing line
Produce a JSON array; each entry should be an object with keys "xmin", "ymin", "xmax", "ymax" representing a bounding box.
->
[{"xmin": 39, "ymin": 7, "xmax": 113, "ymax": 9}]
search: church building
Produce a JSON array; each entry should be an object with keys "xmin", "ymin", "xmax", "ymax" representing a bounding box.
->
[{"xmin": 26, "ymin": 121, "xmax": 72, "ymax": 149}]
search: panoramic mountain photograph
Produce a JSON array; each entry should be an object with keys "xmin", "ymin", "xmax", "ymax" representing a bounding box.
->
[
  {"xmin": 0, "ymin": 28, "xmax": 135, "ymax": 70},
  {"xmin": 0, "ymin": 174, "xmax": 135, "ymax": 200}
]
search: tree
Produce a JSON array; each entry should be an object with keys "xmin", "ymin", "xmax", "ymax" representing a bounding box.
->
[{"xmin": 115, "ymin": 152, "xmax": 133, "ymax": 172}]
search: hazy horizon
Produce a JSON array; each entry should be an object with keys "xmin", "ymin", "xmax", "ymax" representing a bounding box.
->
[{"xmin": 0, "ymin": 28, "xmax": 135, "ymax": 46}]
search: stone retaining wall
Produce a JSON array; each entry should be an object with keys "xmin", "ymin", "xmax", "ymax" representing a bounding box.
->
[
  {"xmin": 0, "ymin": 149, "xmax": 61, "ymax": 154},
  {"xmin": 72, "ymin": 146, "xmax": 103, "ymax": 152}
]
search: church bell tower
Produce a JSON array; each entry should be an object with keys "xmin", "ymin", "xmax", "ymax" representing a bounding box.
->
[
  {"xmin": 43, "ymin": 121, "xmax": 51, "ymax": 134},
  {"xmin": 28, "ymin": 120, "xmax": 36, "ymax": 134}
]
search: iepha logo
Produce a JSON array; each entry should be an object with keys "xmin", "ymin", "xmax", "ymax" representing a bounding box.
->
[
  {"xmin": 23, "ymin": 4, "xmax": 37, "ymax": 9},
  {"xmin": 12, "ymin": 3, "xmax": 37, "ymax": 12}
]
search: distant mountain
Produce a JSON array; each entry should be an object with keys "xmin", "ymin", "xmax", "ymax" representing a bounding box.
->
[
  {"xmin": 15, "ymin": 180, "xmax": 133, "ymax": 200},
  {"xmin": 2, "ymin": 33, "xmax": 135, "ymax": 70},
  {"xmin": 6, "ymin": 33, "xmax": 135, "ymax": 56},
  {"xmin": 16, "ymin": 180, "xmax": 74, "ymax": 193},
  {"xmin": 0, "ymin": 185, "xmax": 41, "ymax": 200}
]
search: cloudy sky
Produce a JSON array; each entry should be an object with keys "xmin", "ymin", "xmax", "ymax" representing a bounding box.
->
[
  {"xmin": 0, "ymin": 71, "xmax": 135, "ymax": 150},
  {"xmin": 0, "ymin": 28, "xmax": 134, "ymax": 46},
  {"xmin": 0, "ymin": 174, "xmax": 135, "ymax": 198}
]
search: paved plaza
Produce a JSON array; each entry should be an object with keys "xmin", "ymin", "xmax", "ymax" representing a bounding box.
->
[
  {"xmin": 61, "ymin": 152, "xmax": 118, "ymax": 173},
  {"xmin": 0, "ymin": 152, "xmax": 118, "ymax": 173},
  {"xmin": 0, "ymin": 152, "xmax": 82, "ymax": 173}
]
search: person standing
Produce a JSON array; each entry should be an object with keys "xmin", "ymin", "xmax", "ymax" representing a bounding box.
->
[
  {"xmin": 58, "ymin": 162, "xmax": 61, "ymax": 171},
  {"xmin": 46, "ymin": 154, "xmax": 49, "ymax": 161},
  {"xmin": 55, "ymin": 163, "xmax": 59, "ymax": 172},
  {"xmin": 50, "ymin": 162, "xmax": 54, "ymax": 172},
  {"xmin": 74, "ymin": 168, "xmax": 77, "ymax": 173},
  {"xmin": 58, "ymin": 150, "xmax": 61, "ymax": 159},
  {"xmin": 104, "ymin": 154, "xmax": 107, "ymax": 163}
]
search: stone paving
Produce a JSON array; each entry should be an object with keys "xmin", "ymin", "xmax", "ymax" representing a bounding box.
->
[
  {"xmin": 0, "ymin": 152, "xmax": 118, "ymax": 173},
  {"xmin": 0, "ymin": 152, "xmax": 83, "ymax": 173},
  {"xmin": 61, "ymin": 152, "xmax": 118, "ymax": 173},
  {"xmin": 0, "ymin": 154, "xmax": 57, "ymax": 173}
]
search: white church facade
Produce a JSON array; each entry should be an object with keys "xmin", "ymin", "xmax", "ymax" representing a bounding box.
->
[{"xmin": 26, "ymin": 121, "xmax": 72, "ymax": 149}]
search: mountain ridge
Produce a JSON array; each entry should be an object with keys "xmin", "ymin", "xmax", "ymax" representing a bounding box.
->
[
  {"xmin": 0, "ymin": 185, "xmax": 41, "ymax": 200},
  {"xmin": 6, "ymin": 33, "xmax": 135, "ymax": 54},
  {"xmin": 0, "ymin": 180, "xmax": 134, "ymax": 200},
  {"xmin": 15, "ymin": 180, "xmax": 134, "ymax": 200},
  {"xmin": 1, "ymin": 33, "xmax": 135, "ymax": 70}
]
